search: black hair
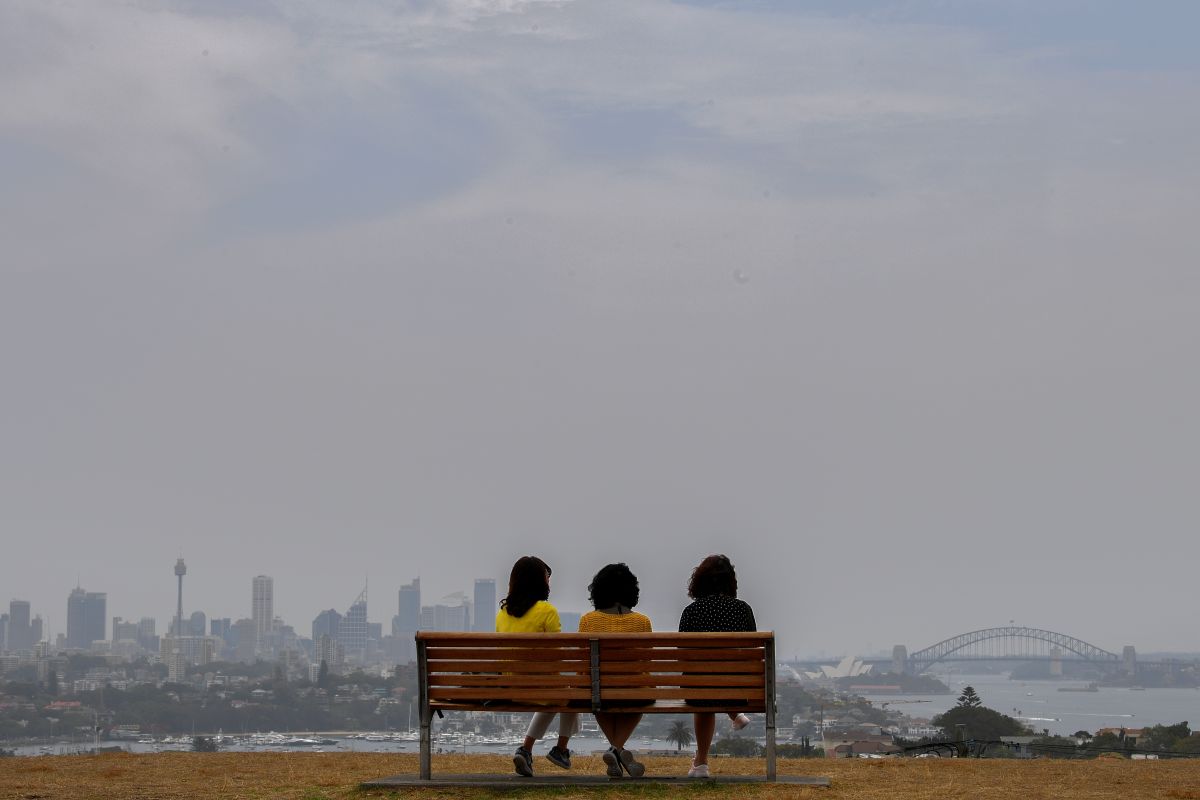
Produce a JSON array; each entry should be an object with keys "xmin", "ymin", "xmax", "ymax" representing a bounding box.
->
[
  {"xmin": 588, "ymin": 563, "xmax": 640, "ymax": 610},
  {"xmin": 500, "ymin": 556, "xmax": 551, "ymax": 618},
  {"xmin": 687, "ymin": 554, "xmax": 738, "ymax": 599}
]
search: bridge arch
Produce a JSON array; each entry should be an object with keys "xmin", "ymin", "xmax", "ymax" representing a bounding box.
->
[{"xmin": 908, "ymin": 627, "xmax": 1120, "ymax": 671}]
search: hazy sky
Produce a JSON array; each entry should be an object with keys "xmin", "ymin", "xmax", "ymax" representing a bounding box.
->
[{"xmin": 3, "ymin": 1, "xmax": 1198, "ymax": 659}]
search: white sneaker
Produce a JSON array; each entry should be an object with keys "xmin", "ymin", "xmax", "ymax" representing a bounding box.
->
[
  {"xmin": 731, "ymin": 713, "xmax": 751, "ymax": 731},
  {"xmin": 688, "ymin": 760, "xmax": 710, "ymax": 778}
]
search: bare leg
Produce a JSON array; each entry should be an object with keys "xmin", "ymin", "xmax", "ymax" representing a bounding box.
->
[
  {"xmin": 693, "ymin": 712, "xmax": 716, "ymax": 765},
  {"xmin": 595, "ymin": 713, "xmax": 643, "ymax": 749}
]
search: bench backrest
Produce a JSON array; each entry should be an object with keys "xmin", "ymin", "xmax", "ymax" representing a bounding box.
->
[{"xmin": 416, "ymin": 631, "xmax": 772, "ymax": 713}]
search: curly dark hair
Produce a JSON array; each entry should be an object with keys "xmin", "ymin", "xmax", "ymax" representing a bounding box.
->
[
  {"xmin": 687, "ymin": 554, "xmax": 738, "ymax": 599},
  {"xmin": 588, "ymin": 563, "xmax": 640, "ymax": 610},
  {"xmin": 500, "ymin": 556, "xmax": 551, "ymax": 618}
]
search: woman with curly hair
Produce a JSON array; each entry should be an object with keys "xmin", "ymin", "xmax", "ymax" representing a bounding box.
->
[
  {"xmin": 578, "ymin": 562, "xmax": 652, "ymax": 777},
  {"xmin": 678, "ymin": 554, "xmax": 756, "ymax": 778}
]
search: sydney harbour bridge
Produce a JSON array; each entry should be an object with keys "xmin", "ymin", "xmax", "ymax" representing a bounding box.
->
[{"xmin": 792, "ymin": 626, "xmax": 1192, "ymax": 676}]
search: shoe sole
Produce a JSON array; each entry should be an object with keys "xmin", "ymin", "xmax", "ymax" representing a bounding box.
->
[
  {"xmin": 602, "ymin": 750, "xmax": 622, "ymax": 778},
  {"xmin": 618, "ymin": 750, "xmax": 645, "ymax": 778},
  {"xmin": 546, "ymin": 755, "xmax": 571, "ymax": 769},
  {"xmin": 513, "ymin": 754, "xmax": 533, "ymax": 777}
]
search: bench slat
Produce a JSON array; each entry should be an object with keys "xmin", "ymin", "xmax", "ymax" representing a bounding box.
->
[
  {"xmin": 428, "ymin": 674, "xmax": 592, "ymax": 688},
  {"xmin": 600, "ymin": 674, "xmax": 764, "ymax": 687},
  {"xmin": 426, "ymin": 647, "xmax": 589, "ymax": 662},
  {"xmin": 429, "ymin": 688, "xmax": 590, "ymax": 701},
  {"xmin": 428, "ymin": 661, "xmax": 591, "ymax": 674},
  {"xmin": 600, "ymin": 660, "xmax": 765, "ymax": 674},
  {"xmin": 601, "ymin": 688, "xmax": 765, "ymax": 700},
  {"xmin": 599, "ymin": 647, "xmax": 765, "ymax": 661}
]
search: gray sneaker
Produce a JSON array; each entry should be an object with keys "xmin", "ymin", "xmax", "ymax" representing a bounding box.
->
[
  {"xmin": 602, "ymin": 747, "xmax": 623, "ymax": 778},
  {"xmin": 617, "ymin": 748, "xmax": 645, "ymax": 778},
  {"xmin": 513, "ymin": 746, "xmax": 534, "ymax": 777},
  {"xmin": 547, "ymin": 745, "xmax": 572, "ymax": 769}
]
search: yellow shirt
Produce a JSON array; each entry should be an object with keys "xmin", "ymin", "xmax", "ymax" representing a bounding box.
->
[
  {"xmin": 495, "ymin": 600, "xmax": 561, "ymax": 633},
  {"xmin": 578, "ymin": 610, "xmax": 652, "ymax": 633}
]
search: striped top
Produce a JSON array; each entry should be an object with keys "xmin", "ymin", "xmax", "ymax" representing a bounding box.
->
[{"xmin": 578, "ymin": 610, "xmax": 652, "ymax": 632}]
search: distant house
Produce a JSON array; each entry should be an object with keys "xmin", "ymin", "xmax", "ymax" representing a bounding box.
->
[{"xmin": 822, "ymin": 728, "xmax": 900, "ymax": 758}]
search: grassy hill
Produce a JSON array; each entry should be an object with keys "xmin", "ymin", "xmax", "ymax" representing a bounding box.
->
[{"xmin": 4, "ymin": 752, "xmax": 1199, "ymax": 799}]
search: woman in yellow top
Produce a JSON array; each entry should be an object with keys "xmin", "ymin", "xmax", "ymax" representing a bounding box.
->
[
  {"xmin": 495, "ymin": 556, "xmax": 577, "ymax": 777},
  {"xmin": 578, "ymin": 562, "xmax": 651, "ymax": 778}
]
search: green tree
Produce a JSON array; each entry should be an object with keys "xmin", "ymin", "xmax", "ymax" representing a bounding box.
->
[
  {"xmin": 666, "ymin": 720, "xmax": 694, "ymax": 751},
  {"xmin": 955, "ymin": 686, "xmax": 982, "ymax": 708},
  {"xmin": 931, "ymin": 705, "xmax": 1031, "ymax": 741},
  {"xmin": 712, "ymin": 737, "xmax": 763, "ymax": 756},
  {"xmin": 1142, "ymin": 722, "xmax": 1189, "ymax": 752}
]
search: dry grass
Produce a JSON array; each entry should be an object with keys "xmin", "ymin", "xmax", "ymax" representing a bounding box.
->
[{"xmin": 2, "ymin": 752, "xmax": 1198, "ymax": 800}]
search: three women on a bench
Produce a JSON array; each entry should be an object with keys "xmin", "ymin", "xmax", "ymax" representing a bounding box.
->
[{"xmin": 496, "ymin": 554, "xmax": 755, "ymax": 779}]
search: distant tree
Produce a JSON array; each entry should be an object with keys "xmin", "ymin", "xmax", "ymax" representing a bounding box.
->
[
  {"xmin": 317, "ymin": 661, "xmax": 330, "ymax": 690},
  {"xmin": 931, "ymin": 705, "xmax": 1031, "ymax": 742},
  {"xmin": 666, "ymin": 720, "xmax": 693, "ymax": 751},
  {"xmin": 1174, "ymin": 736, "xmax": 1200, "ymax": 754},
  {"xmin": 1142, "ymin": 722, "xmax": 1190, "ymax": 752},
  {"xmin": 192, "ymin": 736, "xmax": 218, "ymax": 752},
  {"xmin": 712, "ymin": 737, "xmax": 763, "ymax": 757},
  {"xmin": 955, "ymin": 686, "xmax": 982, "ymax": 708},
  {"xmin": 1029, "ymin": 735, "xmax": 1083, "ymax": 759},
  {"xmin": 1074, "ymin": 730, "xmax": 1092, "ymax": 742}
]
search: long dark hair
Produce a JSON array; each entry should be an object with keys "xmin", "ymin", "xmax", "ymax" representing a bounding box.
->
[
  {"xmin": 687, "ymin": 554, "xmax": 738, "ymax": 599},
  {"xmin": 588, "ymin": 563, "xmax": 640, "ymax": 610},
  {"xmin": 500, "ymin": 556, "xmax": 551, "ymax": 618}
]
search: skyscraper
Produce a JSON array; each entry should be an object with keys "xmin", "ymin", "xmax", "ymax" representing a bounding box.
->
[
  {"xmin": 313, "ymin": 609, "xmax": 341, "ymax": 643},
  {"xmin": 174, "ymin": 559, "xmax": 187, "ymax": 639},
  {"xmin": 395, "ymin": 579, "xmax": 420, "ymax": 634},
  {"xmin": 7, "ymin": 600, "xmax": 31, "ymax": 652},
  {"xmin": 0, "ymin": 613, "xmax": 7, "ymax": 651},
  {"xmin": 251, "ymin": 575, "xmax": 273, "ymax": 654},
  {"xmin": 337, "ymin": 586, "xmax": 368, "ymax": 665},
  {"xmin": 66, "ymin": 588, "xmax": 107, "ymax": 648},
  {"xmin": 473, "ymin": 579, "xmax": 496, "ymax": 632}
]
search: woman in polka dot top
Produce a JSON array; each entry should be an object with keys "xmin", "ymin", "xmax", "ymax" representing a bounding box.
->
[{"xmin": 677, "ymin": 554, "xmax": 756, "ymax": 778}]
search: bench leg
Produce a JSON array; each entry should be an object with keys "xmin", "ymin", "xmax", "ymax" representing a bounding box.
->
[
  {"xmin": 419, "ymin": 707, "xmax": 433, "ymax": 780},
  {"xmin": 765, "ymin": 638, "xmax": 777, "ymax": 781}
]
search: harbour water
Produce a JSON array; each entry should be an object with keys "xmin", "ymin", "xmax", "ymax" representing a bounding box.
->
[{"xmin": 862, "ymin": 673, "xmax": 1200, "ymax": 737}]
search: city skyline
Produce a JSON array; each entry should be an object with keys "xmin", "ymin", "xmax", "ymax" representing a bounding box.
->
[{"xmin": 3, "ymin": 1, "xmax": 1199, "ymax": 660}]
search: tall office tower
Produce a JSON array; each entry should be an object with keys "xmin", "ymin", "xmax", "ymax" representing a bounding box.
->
[
  {"xmin": 473, "ymin": 579, "xmax": 496, "ymax": 632},
  {"xmin": 0, "ymin": 613, "xmax": 7, "ymax": 651},
  {"xmin": 66, "ymin": 588, "xmax": 107, "ymax": 648},
  {"xmin": 30, "ymin": 615, "xmax": 43, "ymax": 646},
  {"xmin": 251, "ymin": 575, "xmax": 273, "ymax": 653},
  {"xmin": 174, "ymin": 559, "xmax": 187, "ymax": 640},
  {"xmin": 313, "ymin": 609, "xmax": 341, "ymax": 643},
  {"xmin": 210, "ymin": 618, "xmax": 231, "ymax": 639},
  {"xmin": 232, "ymin": 618, "xmax": 256, "ymax": 663},
  {"xmin": 8, "ymin": 600, "xmax": 31, "ymax": 651},
  {"xmin": 395, "ymin": 579, "xmax": 420, "ymax": 634},
  {"xmin": 337, "ymin": 586, "xmax": 368, "ymax": 664},
  {"xmin": 189, "ymin": 611, "xmax": 206, "ymax": 637},
  {"xmin": 137, "ymin": 617, "xmax": 157, "ymax": 651}
]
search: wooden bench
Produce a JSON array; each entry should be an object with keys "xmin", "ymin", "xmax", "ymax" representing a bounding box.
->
[{"xmin": 415, "ymin": 631, "xmax": 778, "ymax": 780}]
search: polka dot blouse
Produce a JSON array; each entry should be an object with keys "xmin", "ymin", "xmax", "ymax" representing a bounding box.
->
[{"xmin": 678, "ymin": 594, "xmax": 757, "ymax": 633}]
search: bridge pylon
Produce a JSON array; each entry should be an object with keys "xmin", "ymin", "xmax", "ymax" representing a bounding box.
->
[{"xmin": 891, "ymin": 645, "xmax": 907, "ymax": 675}]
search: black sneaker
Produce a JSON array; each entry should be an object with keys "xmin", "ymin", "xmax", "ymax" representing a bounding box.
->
[
  {"xmin": 547, "ymin": 745, "xmax": 572, "ymax": 769},
  {"xmin": 602, "ymin": 747, "xmax": 623, "ymax": 778},
  {"xmin": 513, "ymin": 746, "xmax": 534, "ymax": 777}
]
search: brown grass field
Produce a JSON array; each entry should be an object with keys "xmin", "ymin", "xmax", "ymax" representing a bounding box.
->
[{"xmin": 2, "ymin": 752, "xmax": 1199, "ymax": 800}]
